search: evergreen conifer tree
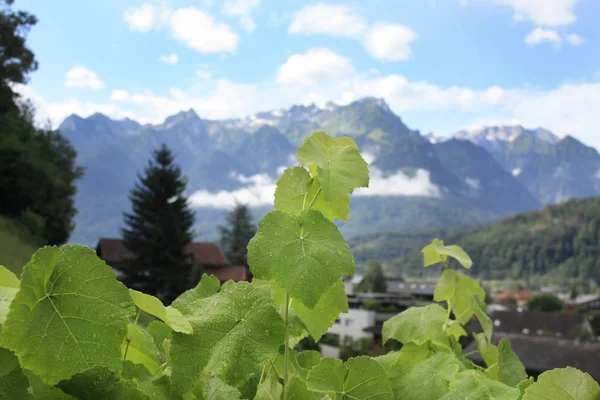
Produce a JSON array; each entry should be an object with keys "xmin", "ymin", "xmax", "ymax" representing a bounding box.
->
[
  {"xmin": 218, "ymin": 203, "xmax": 256, "ymax": 268},
  {"xmin": 121, "ymin": 144, "xmax": 195, "ymax": 303}
]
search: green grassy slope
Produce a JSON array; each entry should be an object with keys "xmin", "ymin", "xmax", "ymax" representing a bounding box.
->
[{"xmin": 0, "ymin": 216, "xmax": 43, "ymax": 276}]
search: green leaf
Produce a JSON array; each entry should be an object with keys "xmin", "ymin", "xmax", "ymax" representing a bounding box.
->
[
  {"xmin": 129, "ymin": 289, "xmax": 193, "ymax": 334},
  {"xmin": 294, "ymin": 350, "xmax": 322, "ymax": 380},
  {"xmin": 255, "ymin": 374, "xmax": 283, "ymax": 400},
  {"xmin": 270, "ymin": 279, "xmax": 348, "ymax": 341},
  {"xmin": 474, "ymin": 332, "xmax": 498, "ymax": 369},
  {"xmin": 306, "ymin": 356, "xmax": 393, "ymax": 400},
  {"xmin": 0, "ymin": 265, "xmax": 20, "ymax": 288},
  {"xmin": 0, "ymin": 347, "xmax": 30, "ymax": 400},
  {"xmin": 195, "ymin": 376, "xmax": 242, "ymax": 400},
  {"xmin": 382, "ymin": 304, "xmax": 447, "ymax": 345},
  {"xmin": 247, "ymin": 210, "xmax": 354, "ymax": 309},
  {"xmin": 57, "ymin": 367, "xmax": 150, "ymax": 400},
  {"xmin": 172, "ymin": 274, "xmax": 221, "ymax": 316},
  {"xmin": 25, "ymin": 370, "xmax": 76, "ymax": 399},
  {"xmin": 473, "ymin": 294, "xmax": 493, "ymax": 341},
  {"xmin": 441, "ymin": 370, "xmax": 520, "ymax": 400},
  {"xmin": 296, "ymin": 132, "xmax": 369, "ymax": 201},
  {"xmin": 274, "ymin": 167, "xmax": 350, "ymax": 222},
  {"xmin": 1, "ymin": 245, "xmax": 136, "ymax": 384},
  {"xmin": 122, "ymin": 324, "xmax": 162, "ymax": 375},
  {"xmin": 0, "ymin": 266, "xmax": 20, "ymax": 327},
  {"xmin": 146, "ymin": 320, "xmax": 172, "ymax": 363},
  {"xmin": 435, "ymin": 269, "xmax": 486, "ymax": 325},
  {"xmin": 121, "ymin": 361, "xmax": 173, "ymax": 400},
  {"xmin": 517, "ymin": 377, "xmax": 535, "ymax": 398},
  {"xmin": 523, "ymin": 367, "xmax": 600, "ymax": 400},
  {"xmin": 393, "ymin": 352, "xmax": 460, "ymax": 400},
  {"xmin": 422, "ymin": 239, "xmax": 473, "ymax": 269},
  {"xmin": 285, "ymin": 375, "xmax": 315, "ymax": 400},
  {"xmin": 497, "ymin": 339, "xmax": 527, "ymax": 387},
  {"xmin": 170, "ymin": 281, "xmax": 285, "ymax": 393}
]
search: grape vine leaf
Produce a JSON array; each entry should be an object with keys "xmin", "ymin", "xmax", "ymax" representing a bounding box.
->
[
  {"xmin": 171, "ymin": 274, "xmax": 221, "ymax": 316},
  {"xmin": 255, "ymin": 374, "xmax": 283, "ymax": 400},
  {"xmin": 435, "ymin": 269, "xmax": 486, "ymax": 325},
  {"xmin": 25, "ymin": 369, "xmax": 75, "ymax": 399},
  {"xmin": 296, "ymin": 132, "xmax": 369, "ymax": 201},
  {"xmin": 0, "ymin": 347, "xmax": 30, "ymax": 400},
  {"xmin": 146, "ymin": 320, "xmax": 172, "ymax": 363},
  {"xmin": 1, "ymin": 245, "xmax": 136, "ymax": 384},
  {"xmin": 517, "ymin": 377, "xmax": 535, "ymax": 397},
  {"xmin": 269, "ymin": 278, "xmax": 348, "ymax": 341},
  {"xmin": 129, "ymin": 289, "xmax": 193, "ymax": 334},
  {"xmin": 285, "ymin": 375, "xmax": 315, "ymax": 400},
  {"xmin": 170, "ymin": 282, "xmax": 285, "ymax": 393},
  {"xmin": 0, "ymin": 266, "xmax": 20, "ymax": 327},
  {"xmin": 57, "ymin": 366, "xmax": 151, "ymax": 400},
  {"xmin": 247, "ymin": 210, "xmax": 354, "ymax": 309},
  {"xmin": 306, "ymin": 356, "xmax": 393, "ymax": 400},
  {"xmin": 0, "ymin": 265, "xmax": 20, "ymax": 287},
  {"xmin": 293, "ymin": 350, "xmax": 322, "ymax": 380},
  {"xmin": 393, "ymin": 352, "xmax": 460, "ymax": 400},
  {"xmin": 474, "ymin": 332, "xmax": 498, "ymax": 369},
  {"xmin": 274, "ymin": 166, "xmax": 350, "ymax": 222},
  {"xmin": 194, "ymin": 376, "xmax": 242, "ymax": 400},
  {"xmin": 497, "ymin": 339, "xmax": 527, "ymax": 387},
  {"xmin": 121, "ymin": 361, "xmax": 173, "ymax": 400},
  {"xmin": 441, "ymin": 370, "xmax": 520, "ymax": 400},
  {"xmin": 523, "ymin": 367, "xmax": 600, "ymax": 400},
  {"xmin": 382, "ymin": 304, "xmax": 447, "ymax": 345},
  {"xmin": 122, "ymin": 324, "xmax": 162, "ymax": 375},
  {"xmin": 422, "ymin": 239, "xmax": 473, "ymax": 269}
]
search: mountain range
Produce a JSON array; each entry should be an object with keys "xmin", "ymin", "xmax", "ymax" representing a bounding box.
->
[{"xmin": 58, "ymin": 97, "xmax": 600, "ymax": 246}]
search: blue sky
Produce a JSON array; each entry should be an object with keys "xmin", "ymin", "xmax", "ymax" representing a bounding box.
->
[{"xmin": 16, "ymin": 0, "xmax": 600, "ymax": 147}]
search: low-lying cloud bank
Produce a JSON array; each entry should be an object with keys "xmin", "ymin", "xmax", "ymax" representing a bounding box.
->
[{"xmin": 188, "ymin": 166, "xmax": 441, "ymax": 209}]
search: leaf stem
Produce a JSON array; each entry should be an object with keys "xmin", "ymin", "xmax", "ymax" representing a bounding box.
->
[
  {"xmin": 123, "ymin": 308, "xmax": 141, "ymax": 361},
  {"xmin": 306, "ymin": 187, "xmax": 322, "ymax": 210}
]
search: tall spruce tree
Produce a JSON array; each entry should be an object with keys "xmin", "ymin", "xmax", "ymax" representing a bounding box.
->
[
  {"xmin": 121, "ymin": 144, "xmax": 195, "ymax": 304},
  {"xmin": 218, "ymin": 203, "xmax": 256, "ymax": 267}
]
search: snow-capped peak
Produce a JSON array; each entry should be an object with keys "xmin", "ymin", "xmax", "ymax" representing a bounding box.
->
[{"xmin": 454, "ymin": 125, "xmax": 559, "ymax": 146}]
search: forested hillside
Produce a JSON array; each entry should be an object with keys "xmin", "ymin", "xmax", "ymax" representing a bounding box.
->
[
  {"xmin": 352, "ymin": 197, "xmax": 600, "ymax": 286},
  {"xmin": 0, "ymin": 216, "xmax": 42, "ymax": 274}
]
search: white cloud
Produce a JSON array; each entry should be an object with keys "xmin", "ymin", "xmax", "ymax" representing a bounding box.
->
[
  {"xmin": 189, "ymin": 172, "xmax": 275, "ymax": 208},
  {"xmin": 485, "ymin": 86, "xmax": 505, "ymax": 103},
  {"xmin": 566, "ymin": 33, "xmax": 584, "ymax": 46},
  {"xmin": 240, "ymin": 16, "xmax": 256, "ymax": 33},
  {"xmin": 65, "ymin": 65, "xmax": 104, "ymax": 89},
  {"xmin": 197, "ymin": 70, "xmax": 212, "ymax": 80},
  {"xmin": 490, "ymin": 0, "xmax": 579, "ymax": 27},
  {"xmin": 123, "ymin": 4, "xmax": 156, "ymax": 32},
  {"xmin": 110, "ymin": 89, "xmax": 130, "ymax": 101},
  {"xmin": 363, "ymin": 24, "xmax": 417, "ymax": 61},
  {"xmin": 354, "ymin": 167, "xmax": 440, "ymax": 197},
  {"xmin": 524, "ymin": 27, "xmax": 562, "ymax": 47},
  {"xmin": 289, "ymin": 3, "xmax": 367, "ymax": 37},
  {"xmin": 169, "ymin": 8, "xmax": 238, "ymax": 53},
  {"xmin": 222, "ymin": 0, "xmax": 261, "ymax": 16},
  {"xmin": 276, "ymin": 48, "xmax": 354, "ymax": 86},
  {"xmin": 159, "ymin": 53, "xmax": 179, "ymax": 64}
]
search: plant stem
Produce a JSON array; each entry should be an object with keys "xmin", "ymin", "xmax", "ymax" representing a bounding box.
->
[
  {"xmin": 123, "ymin": 308, "xmax": 141, "ymax": 361},
  {"xmin": 283, "ymin": 292, "xmax": 291, "ymax": 397},
  {"xmin": 307, "ymin": 187, "xmax": 322, "ymax": 210}
]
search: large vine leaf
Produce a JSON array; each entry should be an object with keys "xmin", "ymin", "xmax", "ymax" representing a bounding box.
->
[
  {"xmin": 25, "ymin": 370, "xmax": 75, "ymax": 399},
  {"xmin": 523, "ymin": 367, "xmax": 600, "ymax": 400},
  {"xmin": 441, "ymin": 370, "xmax": 520, "ymax": 400},
  {"xmin": 0, "ymin": 347, "xmax": 30, "ymax": 400},
  {"xmin": 247, "ymin": 210, "xmax": 354, "ymax": 309},
  {"xmin": 435, "ymin": 269, "xmax": 486, "ymax": 325},
  {"xmin": 274, "ymin": 166, "xmax": 350, "ymax": 222},
  {"xmin": 255, "ymin": 374, "xmax": 283, "ymax": 400},
  {"xmin": 474, "ymin": 332, "xmax": 498, "ymax": 370},
  {"xmin": 306, "ymin": 356, "xmax": 393, "ymax": 400},
  {"xmin": 57, "ymin": 366, "xmax": 151, "ymax": 400},
  {"xmin": 193, "ymin": 376, "xmax": 242, "ymax": 400},
  {"xmin": 171, "ymin": 274, "xmax": 221, "ymax": 316},
  {"xmin": 0, "ymin": 266, "xmax": 19, "ymax": 326},
  {"xmin": 422, "ymin": 239, "xmax": 473, "ymax": 269},
  {"xmin": 122, "ymin": 324, "xmax": 162, "ymax": 375},
  {"xmin": 382, "ymin": 304, "xmax": 447, "ymax": 345},
  {"xmin": 285, "ymin": 375, "xmax": 315, "ymax": 400},
  {"xmin": 1, "ymin": 245, "xmax": 136, "ymax": 384},
  {"xmin": 122, "ymin": 361, "xmax": 172, "ymax": 400},
  {"xmin": 170, "ymin": 282, "xmax": 285, "ymax": 393},
  {"xmin": 296, "ymin": 132, "xmax": 369, "ymax": 201},
  {"xmin": 393, "ymin": 352, "xmax": 460, "ymax": 400},
  {"xmin": 497, "ymin": 339, "xmax": 527, "ymax": 387},
  {"xmin": 129, "ymin": 289, "xmax": 193, "ymax": 334}
]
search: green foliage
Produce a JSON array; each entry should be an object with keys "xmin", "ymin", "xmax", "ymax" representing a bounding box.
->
[
  {"xmin": 218, "ymin": 202, "xmax": 257, "ymax": 266},
  {"xmin": 0, "ymin": 215, "xmax": 43, "ymax": 275},
  {"xmin": 356, "ymin": 260, "xmax": 387, "ymax": 293},
  {"xmin": 121, "ymin": 144, "xmax": 196, "ymax": 304},
  {"xmin": 526, "ymin": 293, "xmax": 565, "ymax": 312},
  {"xmin": 0, "ymin": 130, "xmax": 597, "ymax": 399}
]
